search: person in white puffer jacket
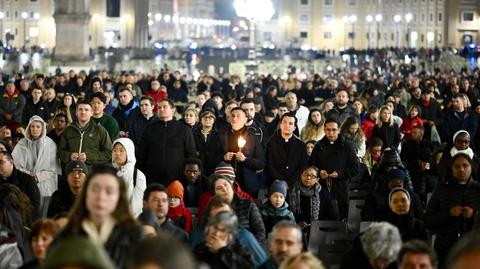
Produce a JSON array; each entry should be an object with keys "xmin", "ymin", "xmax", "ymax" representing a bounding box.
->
[{"xmin": 112, "ymin": 137, "xmax": 146, "ymax": 217}]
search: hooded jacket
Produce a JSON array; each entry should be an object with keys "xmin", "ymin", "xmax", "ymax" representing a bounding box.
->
[
  {"xmin": 260, "ymin": 200, "xmax": 295, "ymax": 234},
  {"xmin": 58, "ymin": 119, "xmax": 112, "ymax": 170},
  {"xmin": 12, "ymin": 115, "xmax": 61, "ymax": 197},
  {"xmin": 0, "ymin": 88, "xmax": 26, "ymax": 124},
  {"xmin": 112, "ymin": 138, "xmax": 146, "ymax": 217}
]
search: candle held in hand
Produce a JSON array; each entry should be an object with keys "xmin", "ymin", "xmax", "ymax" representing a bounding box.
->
[{"xmin": 238, "ymin": 136, "xmax": 246, "ymax": 150}]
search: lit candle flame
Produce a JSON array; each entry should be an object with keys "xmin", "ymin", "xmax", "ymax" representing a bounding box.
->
[{"xmin": 238, "ymin": 136, "xmax": 246, "ymax": 149}]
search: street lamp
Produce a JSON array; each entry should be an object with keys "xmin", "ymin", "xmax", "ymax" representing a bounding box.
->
[
  {"xmin": 375, "ymin": 14, "xmax": 382, "ymax": 48},
  {"xmin": 21, "ymin": 12, "xmax": 28, "ymax": 46},
  {"xmin": 234, "ymin": 0, "xmax": 275, "ymax": 58},
  {"xmin": 281, "ymin": 15, "xmax": 291, "ymax": 51},
  {"xmin": 0, "ymin": 12, "xmax": 4, "ymax": 45},
  {"xmin": 349, "ymin": 15, "xmax": 357, "ymax": 48},
  {"xmin": 342, "ymin": 16, "xmax": 348, "ymax": 48},
  {"xmin": 394, "ymin": 14, "xmax": 401, "ymax": 47},
  {"xmin": 405, "ymin": 13, "xmax": 413, "ymax": 47},
  {"xmin": 366, "ymin": 15, "xmax": 373, "ymax": 49}
]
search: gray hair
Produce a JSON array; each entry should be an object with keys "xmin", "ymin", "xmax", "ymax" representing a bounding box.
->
[
  {"xmin": 361, "ymin": 222, "xmax": 402, "ymax": 263},
  {"xmin": 268, "ymin": 220, "xmax": 302, "ymax": 243},
  {"xmin": 205, "ymin": 211, "xmax": 238, "ymax": 243}
]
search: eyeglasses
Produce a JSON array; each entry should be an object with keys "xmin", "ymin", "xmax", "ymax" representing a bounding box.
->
[{"xmin": 302, "ymin": 174, "xmax": 318, "ymax": 179}]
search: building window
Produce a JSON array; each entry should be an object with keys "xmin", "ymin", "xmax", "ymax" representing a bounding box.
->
[
  {"xmin": 347, "ymin": 0, "xmax": 356, "ymax": 5},
  {"xmin": 106, "ymin": 0, "xmax": 120, "ymax": 18},
  {"xmin": 299, "ymin": 14, "xmax": 310, "ymax": 23},
  {"xmin": 324, "ymin": 0, "xmax": 333, "ymax": 6},
  {"xmin": 300, "ymin": 0, "xmax": 309, "ymax": 5},
  {"xmin": 323, "ymin": 14, "xmax": 333, "ymax": 23},
  {"xmin": 430, "ymin": 13, "xmax": 433, "ymax": 22},
  {"xmin": 15, "ymin": 11, "xmax": 18, "ymax": 18},
  {"xmin": 300, "ymin": 31, "xmax": 308, "ymax": 38},
  {"xmin": 324, "ymin": 32, "xmax": 332, "ymax": 38},
  {"xmin": 462, "ymin": 12, "xmax": 474, "ymax": 22},
  {"xmin": 264, "ymin": 32, "xmax": 272, "ymax": 41},
  {"xmin": 6, "ymin": 11, "xmax": 9, "ymax": 18},
  {"xmin": 438, "ymin": 13, "xmax": 442, "ymax": 22},
  {"xmin": 421, "ymin": 14, "xmax": 424, "ymax": 22}
]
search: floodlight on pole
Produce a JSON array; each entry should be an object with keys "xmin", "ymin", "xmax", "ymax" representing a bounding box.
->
[
  {"xmin": 375, "ymin": 14, "xmax": 382, "ymax": 48},
  {"xmin": 349, "ymin": 15, "xmax": 357, "ymax": 23},
  {"xmin": 234, "ymin": 0, "xmax": 275, "ymax": 22},
  {"xmin": 405, "ymin": 13, "xmax": 413, "ymax": 23},
  {"xmin": 366, "ymin": 15, "xmax": 373, "ymax": 49},
  {"xmin": 234, "ymin": 0, "xmax": 275, "ymax": 56},
  {"xmin": 394, "ymin": 15, "xmax": 401, "ymax": 47}
]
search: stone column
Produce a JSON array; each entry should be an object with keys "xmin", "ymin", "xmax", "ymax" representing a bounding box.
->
[
  {"xmin": 53, "ymin": 0, "xmax": 91, "ymax": 62},
  {"xmin": 133, "ymin": 0, "xmax": 149, "ymax": 49}
]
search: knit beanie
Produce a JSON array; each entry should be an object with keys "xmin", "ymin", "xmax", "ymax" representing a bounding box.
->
[
  {"xmin": 40, "ymin": 237, "xmax": 115, "ymax": 269},
  {"xmin": 386, "ymin": 168, "xmax": 407, "ymax": 181},
  {"xmin": 268, "ymin": 180, "xmax": 287, "ymax": 198},
  {"xmin": 166, "ymin": 180, "xmax": 184, "ymax": 202},
  {"xmin": 214, "ymin": 162, "xmax": 236, "ymax": 181}
]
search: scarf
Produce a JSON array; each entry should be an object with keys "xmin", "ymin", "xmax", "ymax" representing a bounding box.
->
[
  {"xmin": 290, "ymin": 181, "xmax": 321, "ymax": 221},
  {"xmin": 261, "ymin": 201, "xmax": 293, "ymax": 217},
  {"xmin": 81, "ymin": 217, "xmax": 116, "ymax": 246}
]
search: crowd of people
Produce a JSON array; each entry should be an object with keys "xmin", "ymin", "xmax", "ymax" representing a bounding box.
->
[{"xmin": 1, "ymin": 55, "xmax": 480, "ymax": 269}]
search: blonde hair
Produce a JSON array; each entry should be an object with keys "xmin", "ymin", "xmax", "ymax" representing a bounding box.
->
[
  {"xmin": 279, "ymin": 252, "xmax": 325, "ymax": 269},
  {"xmin": 376, "ymin": 105, "xmax": 394, "ymax": 127}
]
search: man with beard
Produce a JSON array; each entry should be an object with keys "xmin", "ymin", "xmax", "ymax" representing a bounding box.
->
[
  {"xmin": 324, "ymin": 89, "xmax": 359, "ymax": 126},
  {"xmin": 258, "ymin": 221, "xmax": 303, "ymax": 269}
]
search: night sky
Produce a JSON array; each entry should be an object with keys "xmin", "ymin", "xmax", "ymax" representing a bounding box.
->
[{"xmin": 213, "ymin": 0, "xmax": 236, "ymax": 20}]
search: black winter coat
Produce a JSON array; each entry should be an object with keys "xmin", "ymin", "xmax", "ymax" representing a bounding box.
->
[
  {"xmin": 265, "ymin": 132, "xmax": 308, "ymax": 188},
  {"xmin": 371, "ymin": 123, "xmax": 401, "ymax": 149},
  {"xmin": 231, "ymin": 196, "xmax": 266, "ymax": 244},
  {"xmin": 1, "ymin": 167, "xmax": 40, "ymax": 209},
  {"xmin": 194, "ymin": 240, "xmax": 254, "ymax": 269},
  {"xmin": 137, "ymin": 119, "xmax": 196, "ymax": 186},
  {"xmin": 384, "ymin": 210, "xmax": 427, "ymax": 241},
  {"xmin": 47, "ymin": 184, "xmax": 76, "ymax": 218},
  {"xmin": 57, "ymin": 224, "xmax": 144, "ymax": 269},
  {"xmin": 425, "ymin": 178, "xmax": 480, "ymax": 259},
  {"xmin": 22, "ymin": 99, "xmax": 48, "ymax": 126},
  {"xmin": 193, "ymin": 128, "xmax": 224, "ymax": 175},
  {"xmin": 361, "ymin": 183, "xmax": 424, "ymax": 222},
  {"xmin": 126, "ymin": 110, "xmax": 159, "ymax": 149},
  {"xmin": 309, "ymin": 136, "xmax": 360, "ymax": 218},
  {"xmin": 219, "ymin": 128, "xmax": 265, "ymax": 195}
]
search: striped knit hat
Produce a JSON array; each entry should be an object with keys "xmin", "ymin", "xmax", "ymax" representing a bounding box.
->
[{"xmin": 214, "ymin": 162, "xmax": 236, "ymax": 181}]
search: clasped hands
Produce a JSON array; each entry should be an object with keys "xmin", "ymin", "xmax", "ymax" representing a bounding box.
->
[{"xmin": 224, "ymin": 152, "xmax": 246, "ymax": 162}]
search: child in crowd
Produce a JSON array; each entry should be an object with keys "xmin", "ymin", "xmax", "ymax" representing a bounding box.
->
[
  {"xmin": 166, "ymin": 180, "xmax": 193, "ymax": 233},
  {"xmin": 260, "ymin": 180, "xmax": 295, "ymax": 234},
  {"xmin": 400, "ymin": 104, "xmax": 423, "ymax": 141},
  {"xmin": 305, "ymin": 140, "xmax": 316, "ymax": 158}
]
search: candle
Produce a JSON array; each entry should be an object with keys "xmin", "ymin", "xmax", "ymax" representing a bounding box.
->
[{"xmin": 238, "ymin": 136, "xmax": 246, "ymax": 151}]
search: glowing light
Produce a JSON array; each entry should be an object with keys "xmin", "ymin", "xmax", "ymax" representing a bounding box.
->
[{"xmin": 234, "ymin": 0, "xmax": 275, "ymax": 22}]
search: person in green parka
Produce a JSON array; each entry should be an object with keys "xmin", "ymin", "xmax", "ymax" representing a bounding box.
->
[{"xmin": 58, "ymin": 100, "xmax": 112, "ymax": 171}]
